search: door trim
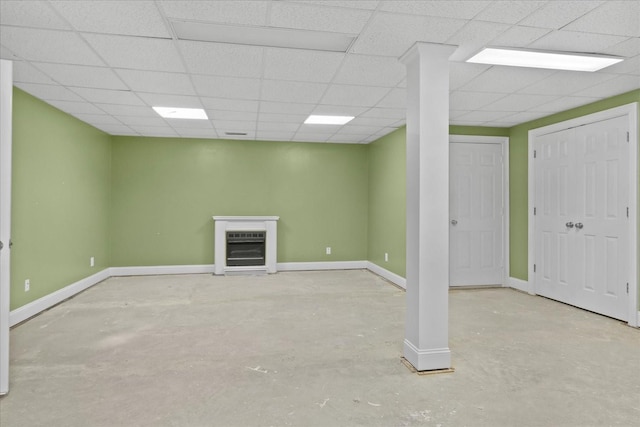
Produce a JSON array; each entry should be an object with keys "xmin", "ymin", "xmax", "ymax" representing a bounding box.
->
[
  {"xmin": 528, "ymin": 103, "xmax": 638, "ymax": 327},
  {"xmin": 450, "ymin": 135, "xmax": 510, "ymax": 286}
]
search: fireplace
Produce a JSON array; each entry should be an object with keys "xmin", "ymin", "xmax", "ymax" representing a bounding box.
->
[
  {"xmin": 213, "ymin": 216, "xmax": 279, "ymax": 275},
  {"xmin": 226, "ymin": 231, "xmax": 266, "ymax": 267}
]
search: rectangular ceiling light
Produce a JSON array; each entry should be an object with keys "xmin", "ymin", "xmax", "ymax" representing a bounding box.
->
[
  {"xmin": 172, "ymin": 20, "xmax": 356, "ymax": 52},
  {"xmin": 467, "ymin": 47, "xmax": 623, "ymax": 72},
  {"xmin": 153, "ymin": 107, "xmax": 208, "ymax": 120},
  {"xmin": 304, "ymin": 115, "xmax": 354, "ymax": 125}
]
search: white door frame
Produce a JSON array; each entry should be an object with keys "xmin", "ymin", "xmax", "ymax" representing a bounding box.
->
[
  {"xmin": 450, "ymin": 135, "xmax": 510, "ymax": 286},
  {"xmin": 528, "ymin": 103, "xmax": 639, "ymax": 327},
  {"xmin": 0, "ymin": 59, "xmax": 13, "ymax": 395}
]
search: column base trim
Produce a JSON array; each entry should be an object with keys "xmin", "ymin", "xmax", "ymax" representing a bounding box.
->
[{"xmin": 403, "ymin": 339, "xmax": 451, "ymax": 372}]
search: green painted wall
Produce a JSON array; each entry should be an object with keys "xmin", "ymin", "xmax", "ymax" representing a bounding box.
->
[
  {"xmin": 10, "ymin": 88, "xmax": 111, "ymax": 310},
  {"xmin": 508, "ymin": 89, "xmax": 640, "ymax": 281},
  {"xmin": 110, "ymin": 137, "xmax": 369, "ymax": 266},
  {"xmin": 366, "ymin": 125, "xmax": 509, "ymax": 278},
  {"xmin": 367, "ymin": 127, "xmax": 406, "ymax": 276}
]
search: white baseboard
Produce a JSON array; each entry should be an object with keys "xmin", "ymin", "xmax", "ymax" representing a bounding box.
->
[
  {"xmin": 366, "ymin": 262, "xmax": 406, "ymax": 289},
  {"xmin": 507, "ymin": 277, "xmax": 531, "ymax": 294},
  {"xmin": 109, "ymin": 264, "xmax": 215, "ymax": 276},
  {"xmin": 277, "ymin": 261, "xmax": 367, "ymax": 271},
  {"xmin": 9, "ymin": 268, "xmax": 110, "ymax": 327}
]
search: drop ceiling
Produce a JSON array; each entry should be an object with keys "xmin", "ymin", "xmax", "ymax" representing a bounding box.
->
[{"xmin": 1, "ymin": 0, "xmax": 638, "ymax": 144}]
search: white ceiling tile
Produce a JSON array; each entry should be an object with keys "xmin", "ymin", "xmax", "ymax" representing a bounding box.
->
[
  {"xmin": 603, "ymin": 37, "xmax": 640, "ymax": 57},
  {"xmin": 295, "ymin": 1, "xmax": 380, "ymax": 10},
  {"xmin": 212, "ymin": 120, "xmax": 256, "ymax": 131},
  {"xmin": 473, "ymin": 1, "xmax": 547, "ymax": 24},
  {"xmin": 269, "ymin": 2, "xmax": 372, "ymax": 33},
  {"xmin": 322, "ymin": 85, "xmax": 389, "ymax": 107},
  {"xmin": 50, "ymin": 1, "xmax": 170, "ymax": 37},
  {"xmin": 335, "ymin": 125, "xmax": 381, "ymax": 135},
  {"xmin": 33, "ymin": 63, "xmax": 127, "ymax": 89},
  {"xmin": 192, "ymin": 75, "xmax": 261, "ymax": 99},
  {"xmin": 529, "ymin": 96, "xmax": 601, "ymax": 113},
  {"xmin": 483, "ymin": 93, "xmax": 559, "ymax": 111},
  {"xmin": 210, "ymin": 111, "xmax": 258, "ymax": 122},
  {"xmin": 114, "ymin": 116, "xmax": 168, "ymax": 127},
  {"xmin": 601, "ymin": 55, "xmax": 640, "ymax": 76},
  {"xmin": 137, "ymin": 93, "xmax": 202, "ymax": 109},
  {"xmin": 258, "ymin": 113, "xmax": 309, "ymax": 123},
  {"xmin": 0, "ymin": 0, "xmax": 70, "ymax": 29},
  {"xmin": 297, "ymin": 124, "xmax": 340, "ymax": 135},
  {"xmin": 70, "ymin": 87, "xmax": 145, "ymax": 106},
  {"xmin": 46, "ymin": 100, "xmax": 107, "ymax": 115},
  {"xmin": 293, "ymin": 133, "xmax": 330, "ymax": 142},
  {"xmin": 92, "ymin": 124, "xmax": 136, "ymax": 135},
  {"xmin": 519, "ymin": 71, "xmax": 617, "ymax": 96},
  {"xmin": 351, "ymin": 13, "xmax": 467, "ymax": 56},
  {"xmin": 456, "ymin": 110, "xmax": 513, "ymax": 122},
  {"xmin": 257, "ymin": 122, "xmax": 301, "ymax": 132},
  {"xmin": 0, "ymin": 27, "xmax": 103, "ymax": 65},
  {"xmin": 332, "ymin": 54, "xmax": 405, "ymax": 87},
  {"xmin": 0, "ymin": 45, "xmax": 19, "ymax": 60},
  {"xmin": 447, "ymin": 20, "xmax": 511, "ymax": 61},
  {"xmin": 72, "ymin": 114, "xmax": 123, "ymax": 126},
  {"xmin": 327, "ymin": 134, "xmax": 366, "ymax": 143},
  {"xmin": 449, "ymin": 62, "xmax": 491, "ymax": 90},
  {"xmin": 160, "ymin": 1, "xmax": 269, "ymax": 26},
  {"xmin": 261, "ymin": 80, "xmax": 327, "ymax": 103},
  {"xmin": 519, "ymin": 1, "xmax": 604, "ymax": 29},
  {"xmin": 460, "ymin": 66, "xmax": 554, "ymax": 93},
  {"xmin": 128, "ymin": 126, "xmax": 178, "ymax": 137},
  {"xmin": 164, "ymin": 118, "xmax": 213, "ymax": 129},
  {"xmin": 311, "ymin": 105, "xmax": 369, "ymax": 116},
  {"xmin": 450, "ymin": 120, "xmax": 488, "ymax": 126},
  {"xmin": 359, "ymin": 108, "xmax": 406, "ymax": 119},
  {"xmin": 380, "ymin": 1, "xmax": 491, "ymax": 19},
  {"xmin": 349, "ymin": 116, "xmax": 402, "ymax": 127},
  {"xmin": 449, "ymin": 91, "xmax": 507, "ymax": 110},
  {"xmin": 374, "ymin": 88, "xmax": 405, "ymax": 108},
  {"xmin": 174, "ymin": 128, "xmax": 219, "ymax": 139},
  {"xmin": 96, "ymin": 104, "xmax": 158, "ymax": 117},
  {"xmin": 15, "ymin": 82, "xmax": 83, "ymax": 101},
  {"xmin": 563, "ymin": 1, "xmax": 640, "ymax": 37},
  {"xmin": 450, "ymin": 110, "xmax": 473, "ymax": 119},
  {"xmin": 259, "ymin": 101, "xmax": 316, "ymax": 115},
  {"xmin": 263, "ymin": 48, "xmax": 344, "ymax": 83},
  {"xmin": 202, "ymin": 98, "xmax": 259, "ymax": 113},
  {"xmin": 12, "ymin": 62, "xmax": 56, "ymax": 84},
  {"xmin": 178, "ymin": 41, "xmax": 263, "ymax": 78},
  {"xmin": 115, "ymin": 69, "xmax": 196, "ymax": 95},
  {"xmin": 571, "ymin": 74, "xmax": 640, "ymax": 98},
  {"xmin": 84, "ymin": 34, "xmax": 184, "ymax": 72},
  {"xmin": 528, "ymin": 30, "xmax": 628, "ymax": 53},
  {"xmin": 488, "ymin": 26, "xmax": 552, "ymax": 48}
]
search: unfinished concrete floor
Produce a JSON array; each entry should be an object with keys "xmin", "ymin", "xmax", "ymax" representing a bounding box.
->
[{"xmin": 1, "ymin": 270, "xmax": 639, "ymax": 426}]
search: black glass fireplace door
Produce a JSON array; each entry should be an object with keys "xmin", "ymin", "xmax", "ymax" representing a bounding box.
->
[{"xmin": 226, "ymin": 232, "xmax": 266, "ymax": 267}]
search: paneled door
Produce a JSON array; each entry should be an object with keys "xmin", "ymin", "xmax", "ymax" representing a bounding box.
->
[
  {"xmin": 450, "ymin": 142, "xmax": 504, "ymax": 286},
  {"xmin": 535, "ymin": 116, "xmax": 629, "ymax": 320}
]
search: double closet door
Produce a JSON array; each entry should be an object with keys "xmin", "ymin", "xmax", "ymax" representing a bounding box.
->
[{"xmin": 534, "ymin": 115, "xmax": 629, "ymax": 320}]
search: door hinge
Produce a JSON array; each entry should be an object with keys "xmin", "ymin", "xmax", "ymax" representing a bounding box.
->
[
  {"xmin": 534, "ymin": 207, "xmax": 537, "ymax": 215},
  {"xmin": 534, "ymin": 149, "xmax": 537, "ymax": 158},
  {"xmin": 534, "ymin": 264, "xmax": 536, "ymax": 273},
  {"xmin": 627, "ymin": 207, "xmax": 630, "ymax": 218},
  {"xmin": 627, "ymin": 283, "xmax": 629, "ymax": 294},
  {"xmin": 627, "ymin": 131, "xmax": 630, "ymax": 142}
]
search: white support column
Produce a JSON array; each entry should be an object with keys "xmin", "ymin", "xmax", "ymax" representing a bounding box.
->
[{"xmin": 400, "ymin": 43, "xmax": 456, "ymax": 371}]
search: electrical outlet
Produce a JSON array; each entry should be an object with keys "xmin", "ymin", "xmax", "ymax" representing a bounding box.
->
[
  {"xmin": 326, "ymin": 247, "xmax": 331, "ymax": 255},
  {"xmin": 90, "ymin": 256, "xmax": 95, "ymax": 267},
  {"xmin": 385, "ymin": 253, "xmax": 389, "ymax": 262},
  {"xmin": 25, "ymin": 279, "xmax": 30, "ymax": 292}
]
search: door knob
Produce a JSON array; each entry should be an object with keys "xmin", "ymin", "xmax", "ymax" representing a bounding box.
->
[
  {"xmin": 566, "ymin": 222, "xmax": 574, "ymax": 228},
  {"xmin": 451, "ymin": 220, "xmax": 458, "ymax": 225},
  {"xmin": 575, "ymin": 222, "xmax": 583, "ymax": 229}
]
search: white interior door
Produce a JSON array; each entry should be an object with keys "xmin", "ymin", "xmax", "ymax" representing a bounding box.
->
[
  {"xmin": 535, "ymin": 116, "xmax": 629, "ymax": 320},
  {"xmin": 450, "ymin": 142, "xmax": 504, "ymax": 286},
  {"xmin": 0, "ymin": 59, "xmax": 12, "ymax": 395}
]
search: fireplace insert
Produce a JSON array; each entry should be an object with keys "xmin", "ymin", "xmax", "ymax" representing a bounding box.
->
[{"xmin": 226, "ymin": 231, "xmax": 266, "ymax": 267}]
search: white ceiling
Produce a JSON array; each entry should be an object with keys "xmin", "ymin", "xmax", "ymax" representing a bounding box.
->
[{"xmin": 1, "ymin": 0, "xmax": 638, "ymax": 144}]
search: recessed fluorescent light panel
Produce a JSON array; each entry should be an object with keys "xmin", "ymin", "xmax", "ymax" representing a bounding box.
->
[
  {"xmin": 172, "ymin": 20, "xmax": 356, "ymax": 52},
  {"xmin": 153, "ymin": 107, "xmax": 208, "ymax": 120},
  {"xmin": 467, "ymin": 48, "xmax": 623, "ymax": 72},
  {"xmin": 304, "ymin": 115, "xmax": 354, "ymax": 125}
]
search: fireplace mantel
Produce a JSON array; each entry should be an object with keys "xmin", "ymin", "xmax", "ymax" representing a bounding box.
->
[{"xmin": 213, "ymin": 216, "xmax": 279, "ymax": 275}]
